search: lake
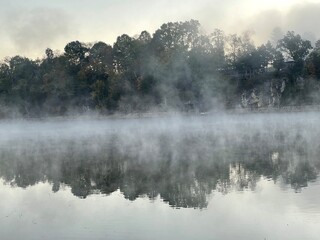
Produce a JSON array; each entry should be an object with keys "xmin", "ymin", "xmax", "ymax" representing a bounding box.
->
[{"xmin": 0, "ymin": 112, "xmax": 320, "ymax": 240}]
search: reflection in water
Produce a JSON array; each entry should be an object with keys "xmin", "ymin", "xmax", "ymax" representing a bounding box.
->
[{"xmin": 0, "ymin": 113, "xmax": 319, "ymax": 209}]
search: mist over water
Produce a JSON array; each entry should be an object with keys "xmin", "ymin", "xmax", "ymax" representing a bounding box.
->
[{"xmin": 1, "ymin": 112, "xmax": 320, "ymax": 239}]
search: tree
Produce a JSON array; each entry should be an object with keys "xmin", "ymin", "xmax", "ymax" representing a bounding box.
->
[
  {"xmin": 138, "ymin": 31, "xmax": 152, "ymax": 44},
  {"xmin": 277, "ymin": 31, "xmax": 312, "ymax": 75},
  {"xmin": 273, "ymin": 51, "xmax": 285, "ymax": 72},
  {"xmin": 305, "ymin": 40, "xmax": 320, "ymax": 78},
  {"xmin": 277, "ymin": 31, "xmax": 312, "ymax": 61},
  {"xmin": 151, "ymin": 20, "xmax": 201, "ymax": 58},
  {"xmin": 113, "ymin": 34, "xmax": 138, "ymax": 73},
  {"xmin": 39, "ymin": 54, "xmax": 73, "ymax": 115},
  {"xmin": 89, "ymin": 42, "xmax": 113, "ymax": 69},
  {"xmin": 226, "ymin": 34, "xmax": 242, "ymax": 66},
  {"xmin": 226, "ymin": 32, "xmax": 256, "ymax": 67},
  {"xmin": 45, "ymin": 48, "xmax": 54, "ymax": 60},
  {"xmin": 7, "ymin": 56, "xmax": 43, "ymax": 116},
  {"xmin": 0, "ymin": 63, "xmax": 11, "ymax": 95},
  {"xmin": 211, "ymin": 29, "xmax": 226, "ymax": 68},
  {"xmin": 64, "ymin": 41, "xmax": 89, "ymax": 66},
  {"xmin": 240, "ymin": 31, "xmax": 255, "ymax": 55}
]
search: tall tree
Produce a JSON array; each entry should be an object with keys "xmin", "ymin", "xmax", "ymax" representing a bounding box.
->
[
  {"xmin": 305, "ymin": 40, "xmax": 320, "ymax": 79},
  {"xmin": 277, "ymin": 31, "xmax": 312, "ymax": 62},
  {"xmin": 151, "ymin": 20, "xmax": 201, "ymax": 58},
  {"xmin": 226, "ymin": 34, "xmax": 242, "ymax": 66},
  {"xmin": 64, "ymin": 41, "xmax": 89, "ymax": 66},
  {"xmin": 211, "ymin": 29, "xmax": 226, "ymax": 68},
  {"xmin": 277, "ymin": 31, "xmax": 312, "ymax": 75}
]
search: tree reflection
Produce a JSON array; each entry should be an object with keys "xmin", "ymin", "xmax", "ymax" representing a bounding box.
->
[{"xmin": 0, "ymin": 128, "xmax": 319, "ymax": 209}]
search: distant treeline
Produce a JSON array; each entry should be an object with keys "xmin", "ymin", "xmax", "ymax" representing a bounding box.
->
[{"xmin": 1, "ymin": 20, "xmax": 320, "ymax": 117}]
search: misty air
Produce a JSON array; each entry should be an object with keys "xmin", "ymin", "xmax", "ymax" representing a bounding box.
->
[{"xmin": 1, "ymin": 1, "xmax": 320, "ymax": 240}]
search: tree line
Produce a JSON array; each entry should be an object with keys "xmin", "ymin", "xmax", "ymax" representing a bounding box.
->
[{"xmin": 1, "ymin": 20, "xmax": 320, "ymax": 117}]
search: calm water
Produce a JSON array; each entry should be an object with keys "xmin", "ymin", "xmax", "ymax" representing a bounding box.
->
[{"xmin": 0, "ymin": 112, "xmax": 320, "ymax": 240}]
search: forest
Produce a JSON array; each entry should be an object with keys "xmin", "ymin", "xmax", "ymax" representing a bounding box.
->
[{"xmin": 1, "ymin": 19, "xmax": 320, "ymax": 117}]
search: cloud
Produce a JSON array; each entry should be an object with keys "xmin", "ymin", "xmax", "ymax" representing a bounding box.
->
[
  {"xmin": 239, "ymin": 2, "xmax": 320, "ymax": 45},
  {"xmin": 3, "ymin": 8, "xmax": 76, "ymax": 58},
  {"xmin": 285, "ymin": 3, "xmax": 320, "ymax": 44},
  {"xmin": 1, "ymin": 1, "xmax": 320, "ymax": 58}
]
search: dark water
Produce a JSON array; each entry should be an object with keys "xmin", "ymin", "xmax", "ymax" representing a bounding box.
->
[{"xmin": 0, "ymin": 113, "xmax": 320, "ymax": 240}]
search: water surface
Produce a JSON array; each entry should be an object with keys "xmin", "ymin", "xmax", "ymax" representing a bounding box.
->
[{"xmin": 0, "ymin": 112, "xmax": 320, "ymax": 240}]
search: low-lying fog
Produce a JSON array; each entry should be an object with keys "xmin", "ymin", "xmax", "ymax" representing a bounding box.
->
[
  {"xmin": 1, "ymin": 112, "xmax": 320, "ymax": 240},
  {"xmin": 0, "ymin": 112, "xmax": 319, "ymax": 204}
]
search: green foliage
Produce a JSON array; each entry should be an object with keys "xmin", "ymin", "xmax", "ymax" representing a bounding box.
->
[
  {"xmin": 277, "ymin": 31, "xmax": 312, "ymax": 61},
  {"xmin": 277, "ymin": 31, "xmax": 313, "ymax": 76},
  {"xmin": 1, "ymin": 21, "xmax": 320, "ymax": 117},
  {"xmin": 64, "ymin": 41, "xmax": 89, "ymax": 65},
  {"xmin": 305, "ymin": 41, "xmax": 320, "ymax": 79}
]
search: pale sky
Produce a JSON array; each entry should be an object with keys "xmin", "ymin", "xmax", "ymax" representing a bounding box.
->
[{"xmin": 1, "ymin": 0, "xmax": 320, "ymax": 59}]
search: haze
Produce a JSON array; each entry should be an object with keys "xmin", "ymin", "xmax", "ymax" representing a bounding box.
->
[{"xmin": 1, "ymin": 0, "xmax": 320, "ymax": 59}]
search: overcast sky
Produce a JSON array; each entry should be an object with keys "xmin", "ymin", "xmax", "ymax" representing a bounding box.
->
[{"xmin": 1, "ymin": 0, "xmax": 320, "ymax": 59}]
